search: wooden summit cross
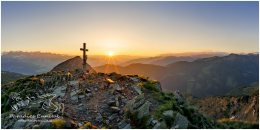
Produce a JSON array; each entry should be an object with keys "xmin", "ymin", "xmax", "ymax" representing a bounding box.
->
[{"xmin": 80, "ymin": 43, "xmax": 88, "ymax": 71}]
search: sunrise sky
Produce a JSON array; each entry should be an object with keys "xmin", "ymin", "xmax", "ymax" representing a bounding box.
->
[{"xmin": 1, "ymin": 1, "xmax": 259, "ymax": 56}]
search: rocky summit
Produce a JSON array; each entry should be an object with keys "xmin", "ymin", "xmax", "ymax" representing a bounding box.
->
[
  {"xmin": 1, "ymin": 68, "xmax": 225, "ymax": 129},
  {"xmin": 51, "ymin": 56, "xmax": 95, "ymax": 73}
]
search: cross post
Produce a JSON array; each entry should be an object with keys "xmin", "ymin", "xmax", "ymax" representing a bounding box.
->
[{"xmin": 80, "ymin": 43, "xmax": 88, "ymax": 71}]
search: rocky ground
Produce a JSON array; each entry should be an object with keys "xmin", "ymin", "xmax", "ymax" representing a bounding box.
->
[
  {"xmin": 190, "ymin": 94, "xmax": 259, "ymax": 123},
  {"xmin": 0, "ymin": 69, "xmax": 235, "ymax": 129}
]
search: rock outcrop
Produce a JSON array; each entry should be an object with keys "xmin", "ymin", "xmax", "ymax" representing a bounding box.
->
[
  {"xmin": 1, "ymin": 69, "xmax": 245, "ymax": 129},
  {"xmin": 51, "ymin": 56, "xmax": 95, "ymax": 73}
]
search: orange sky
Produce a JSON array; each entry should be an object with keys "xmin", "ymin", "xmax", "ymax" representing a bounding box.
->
[{"xmin": 1, "ymin": 2, "xmax": 259, "ymax": 56}]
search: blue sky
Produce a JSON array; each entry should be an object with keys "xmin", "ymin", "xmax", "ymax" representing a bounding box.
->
[{"xmin": 1, "ymin": 1, "xmax": 259, "ymax": 56}]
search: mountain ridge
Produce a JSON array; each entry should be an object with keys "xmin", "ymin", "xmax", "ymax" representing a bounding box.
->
[
  {"xmin": 1, "ymin": 51, "xmax": 228, "ymax": 75},
  {"xmin": 95, "ymin": 53, "xmax": 259, "ymax": 97}
]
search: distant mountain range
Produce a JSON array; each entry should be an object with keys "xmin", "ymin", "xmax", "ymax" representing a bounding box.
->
[
  {"xmin": 1, "ymin": 51, "xmax": 141, "ymax": 75},
  {"xmin": 95, "ymin": 53, "xmax": 259, "ymax": 97},
  {"xmin": 1, "ymin": 51, "xmax": 226, "ymax": 75},
  {"xmin": 1, "ymin": 71, "xmax": 27, "ymax": 84},
  {"xmin": 1, "ymin": 51, "xmax": 73, "ymax": 75},
  {"xmin": 122, "ymin": 52, "xmax": 227, "ymax": 66}
]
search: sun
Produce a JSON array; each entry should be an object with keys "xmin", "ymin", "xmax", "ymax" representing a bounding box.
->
[{"xmin": 108, "ymin": 51, "xmax": 114, "ymax": 57}]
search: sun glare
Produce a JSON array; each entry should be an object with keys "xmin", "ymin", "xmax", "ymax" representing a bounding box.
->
[{"xmin": 108, "ymin": 51, "xmax": 114, "ymax": 57}]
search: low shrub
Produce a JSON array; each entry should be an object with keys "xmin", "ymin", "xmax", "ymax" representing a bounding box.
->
[{"xmin": 52, "ymin": 119, "xmax": 66, "ymax": 128}]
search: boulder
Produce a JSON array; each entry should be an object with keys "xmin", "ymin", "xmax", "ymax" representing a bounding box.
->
[
  {"xmin": 70, "ymin": 89, "xmax": 79, "ymax": 97},
  {"xmin": 133, "ymin": 86, "xmax": 142, "ymax": 95},
  {"xmin": 78, "ymin": 122, "xmax": 83, "ymax": 127},
  {"xmin": 125, "ymin": 94, "xmax": 151, "ymax": 121},
  {"xmin": 110, "ymin": 83, "xmax": 123, "ymax": 92},
  {"xmin": 108, "ymin": 113, "xmax": 118, "ymax": 121},
  {"xmin": 121, "ymin": 98, "xmax": 128, "ymax": 105},
  {"xmin": 71, "ymin": 96, "xmax": 78, "ymax": 102},
  {"xmin": 174, "ymin": 91, "xmax": 185, "ymax": 104},
  {"xmin": 162, "ymin": 110, "xmax": 174, "ymax": 119},
  {"xmin": 13, "ymin": 119, "xmax": 27, "ymax": 129},
  {"xmin": 130, "ymin": 77, "xmax": 140, "ymax": 83},
  {"xmin": 172, "ymin": 113, "xmax": 189, "ymax": 129},
  {"xmin": 162, "ymin": 110, "xmax": 175, "ymax": 127},
  {"xmin": 69, "ymin": 80, "xmax": 79, "ymax": 86},
  {"xmin": 106, "ymin": 78, "xmax": 115, "ymax": 84},
  {"xmin": 110, "ymin": 106, "xmax": 120, "ymax": 113},
  {"xmin": 134, "ymin": 97, "xmax": 145, "ymax": 109},
  {"xmin": 17, "ymin": 100, "xmax": 30, "ymax": 107},
  {"xmin": 115, "ymin": 96, "xmax": 120, "ymax": 107},
  {"xmin": 78, "ymin": 95, "xmax": 85, "ymax": 99},
  {"xmin": 85, "ymin": 88, "xmax": 91, "ymax": 93},
  {"xmin": 136, "ymin": 101, "xmax": 150, "ymax": 120},
  {"xmin": 118, "ymin": 120, "xmax": 128, "ymax": 129},
  {"xmin": 153, "ymin": 81, "xmax": 162, "ymax": 92},
  {"xmin": 107, "ymin": 100, "xmax": 116, "ymax": 106},
  {"xmin": 95, "ymin": 113, "xmax": 103, "ymax": 123},
  {"xmin": 145, "ymin": 117, "xmax": 153, "ymax": 126},
  {"xmin": 24, "ymin": 121, "xmax": 34, "ymax": 128},
  {"xmin": 122, "ymin": 124, "xmax": 131, "ymax": 129},
  {"xmin": 86, "ymin": 93, "xmax": 92, "ymax": 98},
  {"xmin": 151, "ymin": 119, "xmax": 159, "ymax": 126},
  {"xmin": 32, "ymin": 125, "xmax": 40, "ymax": 129},
  {"xmin": 125, "ymin": 94, "xmax": 145, "ymax": 112},
  {"xmin": 152, "ymin": 121, "xmax": 167, "ymax": 129},
  {"xmin": 39, "ymin": 121, "xmax": 52, "ymax": 129},
  {"xmin": 76, "ymin": 104, "xmax": 84, "ymax": 111},
  {"xmin": 28, "ymin": 101, "xmax": 41, "ymax": 113},
  {"xmin": 53, "ymin": 86, "xmax": 66, "ymax": 97}
]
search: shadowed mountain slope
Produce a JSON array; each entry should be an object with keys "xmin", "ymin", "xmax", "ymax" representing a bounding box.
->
[
  {"xmin": 1, "ymin": 71, "xmax": 27, "ymax": 84},
  {"xmin": 95, "ymin": 54, "xmax": 259, "ymax": 97},
  {"xmin": 190, "ymin": 83, "xmax": 259, "ymax": 124}
]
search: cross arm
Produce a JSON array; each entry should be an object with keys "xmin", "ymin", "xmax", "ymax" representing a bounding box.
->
[{"xmin": 80, "ymin": 48, "xmax": 88, "ymax": 51}]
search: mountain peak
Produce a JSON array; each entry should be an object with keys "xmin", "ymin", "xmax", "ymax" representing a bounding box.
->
[{"xmin": 51, "ymin": 56, "xmax": 95, "ymax": 73}]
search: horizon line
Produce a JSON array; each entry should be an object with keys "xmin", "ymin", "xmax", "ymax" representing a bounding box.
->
[{"xmin": 1, "ymin": 50, "xmax": 259, "ymax": 57}]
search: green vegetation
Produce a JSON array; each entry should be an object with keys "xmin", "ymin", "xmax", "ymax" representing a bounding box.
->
[
  {"xmin": 154, "ymin": 101, "xmax": 174, "ymax": 119},
  {"xmin": 226, "ymin": 82, "xmax": 259, "ymax": 96},
  {"xmin": 1, "ymin": 94, "xmax": 11, "ymax": 113},
  {"xmin": 1, "ymin": 76, "xmax": 43, "ymax": 113},
  {"xmin": 152, "ymin": 92, "xmax": 178, "ymax": 119},
  {"xmin": 149, "ymin": 89, "xmax": 219, "ymax": 129},
  {"xmin": 1, "ymin": 71, "xmax": 27, "ymax": 84},
  {"xmin": 51, "ymin": 119, "xmax": 66, "ymax": 128},
  {"xmin": 218, "ymin": 118, "xmax": 259, "ymax": 129},
  {"xmin": 139, "ymin": 80, "xmax": 159, "ymax": 92},
  {"xmin": 127, "ymin": 111, "xmax": 151, "ymax": 129},
  {"xmin": 190, "ymin": 83, "xmax": 259, "ymax": 127}
]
